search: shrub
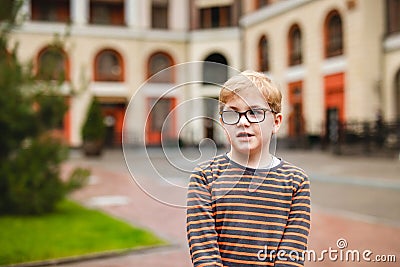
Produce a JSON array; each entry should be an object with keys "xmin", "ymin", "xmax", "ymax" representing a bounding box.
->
[
  {"xmin": 0, "ymin": 138, "xmax": 67, "ymax": 214},
  {"xmin": 0, "ymin": 3, "xmax": 90, "ymax": 215},
  {"xmin": 81, "ymin": 98, "xmax": 106, "ymax": 142}
]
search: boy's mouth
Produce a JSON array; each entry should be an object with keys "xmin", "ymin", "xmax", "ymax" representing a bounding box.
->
[{"xmin": 236, "ymin": 132, "xmax": 255, "ymax": 138}]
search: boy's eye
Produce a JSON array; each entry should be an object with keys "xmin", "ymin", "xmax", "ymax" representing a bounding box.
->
[{"xmin": 248, "ymin": 109, "xmax": 263, "ymax": 116}]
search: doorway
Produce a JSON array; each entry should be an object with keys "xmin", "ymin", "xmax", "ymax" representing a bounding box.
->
[{"xmin": 146, "ymin": 97, "xmax": 176, "ymax": 146}]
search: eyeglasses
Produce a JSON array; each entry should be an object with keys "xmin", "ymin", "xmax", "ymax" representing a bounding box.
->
[{"xmin": 220, "ymin": 108, "xmax": 276, "ymax": 125}]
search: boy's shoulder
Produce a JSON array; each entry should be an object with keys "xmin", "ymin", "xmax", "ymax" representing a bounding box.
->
[
  {"xmin": 278, "ymin": 159, "xmax": 309, "ymax": 182},
  {"xmin": 279, "ymin": 159, "xmax": 306, "ymax": 173}
]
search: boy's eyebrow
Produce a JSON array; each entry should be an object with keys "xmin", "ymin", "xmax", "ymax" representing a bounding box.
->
[
  {"xmin": 223, "ymin": 104, "xmax": 268, "ymax": 111},
  {"xmin": 248, "ymin": 104, "xmax": 266, "ymax": 109},
  {"xmin": 223, "ymin": 105, "xmax": 239, "ymax": 111}
]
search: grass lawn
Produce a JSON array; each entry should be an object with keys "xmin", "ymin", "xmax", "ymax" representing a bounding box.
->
[{"xmin": 0, "ymin": 200, "xmax": 165, "ymax": 266}]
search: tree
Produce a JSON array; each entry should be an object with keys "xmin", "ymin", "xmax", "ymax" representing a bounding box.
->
[{"xmin": 0, "ymin": 1, "xmax": 88, "ymax": 215}]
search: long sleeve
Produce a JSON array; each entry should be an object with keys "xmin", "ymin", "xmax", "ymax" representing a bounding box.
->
[
  {"xmin": 186, "ymin": 168, "xmax": 223, "ymax": 267},
  {"xmin": 274, "ymin": 175, "xmax": 311, "ymax": 267}
]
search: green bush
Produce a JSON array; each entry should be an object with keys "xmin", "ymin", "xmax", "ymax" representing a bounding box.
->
[
  {"xmin": 0, "ymin": 4, "xmax": 90, "ymax": 215},
  {"xmin": 34, "ymin": 93, "xmax": 68, "ymax": 131},
  {"xmin": 0, "ymin": 138, "xmax": 67, "ymax": 214},
  {"xmin": 81, "ymin": 98, "xmax": 106, "ymax": 142},
  {"xmin": 0, "ymin": 137, "xmax": 90, "ymax": 215}
]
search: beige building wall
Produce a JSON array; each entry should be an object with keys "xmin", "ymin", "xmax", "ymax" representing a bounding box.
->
[
  {"xmin": 241, "ymin": 0, "xmax": 386, "ymax": 137},
  {"xmin": 344, "ymin": 0, "xmax": 384, "ymax": 121},
  {"xmin": 186, "ymin": 28, "xmax": 241, "ymax": 144},
  {"xmin": 10, "ymin": 33, "xmax": 188, "ymax": 147},
  {"xmin": 383, "ymin": 42, "xmax": 400, "ymax": 121},
  {"xmin": 9, "ymin": 0, "xmax": 397, "ymax": 146}
]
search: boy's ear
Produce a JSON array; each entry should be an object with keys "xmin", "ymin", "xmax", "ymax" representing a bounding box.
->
[{"xmin": 272, "ymin": 113, "xmax": 283, "ymax": 133}]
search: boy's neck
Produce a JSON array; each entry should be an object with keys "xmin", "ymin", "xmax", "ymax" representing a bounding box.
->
[{"xmin": 228, "ymin": 149, "xmax": 273, "ymax": 169}]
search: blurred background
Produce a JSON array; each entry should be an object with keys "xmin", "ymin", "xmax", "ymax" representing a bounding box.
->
[
  {"xmin": 6, "ymin": 0, "xmax": 400, "ymax": 152},
  {"xmin": 1, "ymin": 0, "xmax": 400, "ymax": 266}
]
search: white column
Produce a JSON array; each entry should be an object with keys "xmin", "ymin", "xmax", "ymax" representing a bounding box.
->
[
  {"xmin": 139, "ymin": 0, "xmax": 150, "ymax": 29},
  {"xmin": 170, "ymin": 0, "xmax": 189, "ymax": 31},
  {"xmin": 125, "ymin": 0, "xmax": 140, "ymax": 28},
  {"xmin": 71, "ymin": 0, "xmax": 88, "ymax": 26}
]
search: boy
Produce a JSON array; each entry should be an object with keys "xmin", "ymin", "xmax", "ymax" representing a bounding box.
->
[{"xmin": 186, "ymin": 70, "xmax": 311, "ymax": 266}]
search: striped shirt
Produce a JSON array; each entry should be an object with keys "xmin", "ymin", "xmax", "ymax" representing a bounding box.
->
[{"xmin": 186, "ymin": 154, "xmax": 311, "ymax": 267}]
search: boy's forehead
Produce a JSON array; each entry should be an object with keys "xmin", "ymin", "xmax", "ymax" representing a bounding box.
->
[{"xmin": 223, "ymin": 89, "xmax": 268, "ymax": 108}]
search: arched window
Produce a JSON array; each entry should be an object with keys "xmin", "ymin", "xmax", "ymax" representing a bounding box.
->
[
  {"xmin": 37, "ymin": 46, "xmax": 69, "ymax": 81},
  {"xmin": 288, "ymin": 24, "xmax": 302, "ymax": 66},
  {"xmin": 258, "ymin": 35, "xmax": 269, "ymax": 72},
  {"xmin": 395, "ymin": 69, "xmax": 400, "ymax": 121},
  {"xmin": 325, "ymin": 10, "xmax": 343, "ymax": 58},
  {"xmin": 147, "ymin": 52, "xmax": 174, "ymax": 83},
  {"xmin": 94, "ymin": 49, "xmax": 124, "ymax": 82},
  {"xmin": 203, "ymin": 53, "xmax": 228, "ymax": 85}
]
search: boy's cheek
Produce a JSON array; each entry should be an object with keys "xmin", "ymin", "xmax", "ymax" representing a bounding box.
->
[{"xmin": 222, "ymin": 128, "xmax": 232, "ymax": 144}]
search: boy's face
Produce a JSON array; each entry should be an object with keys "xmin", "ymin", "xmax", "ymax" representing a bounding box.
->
[{"xmin": 221, "ymin": 88, "xmax": 282, "ymax": 158}]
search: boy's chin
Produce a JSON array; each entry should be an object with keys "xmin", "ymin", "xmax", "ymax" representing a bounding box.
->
[{"xmin": 231, "ymin": 144, "xmax": 261, "ymax": 155}]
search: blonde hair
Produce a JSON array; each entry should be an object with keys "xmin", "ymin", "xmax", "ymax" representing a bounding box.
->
[{"xmin": 219, "ymin": 70, "xmax": 282, "ymax": 113}]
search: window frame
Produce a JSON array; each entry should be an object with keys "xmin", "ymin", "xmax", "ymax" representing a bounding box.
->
[
  {"xmin": 94, "ymin": 49, "xmax": 124, "ymax": 82},
  {"xmin": 199, "ymin": 5, "xmax": 232, "ymax": 29},
  {"xmin": 147, "ymin": 51, "xmax": 175, "ymax": 83},
  {"xmin": 324, "ymin": 10, "xmax": 344, "ymax": 58},
  {"xmin": 386, "ymin": 0, "xmax": 400, "ymax": 35},
  {"xmin": 89, "ymin": 0, "xmax": 125, "ymax": 26},
  {"xmin": 288, "ymin": 24, "xmax": 302, "ymax": 66},
  {"xmin": 151, "ymin": 0, "xmax": 169, "ymax": 29},
  {"xmin": 31, "ymin": 0, "xmax": 70, "ymax": 22},
  {"xmin": 37, "ymin": 46, "xmax": 69, "ymax": 81},
  {"xmin": 258, "ymin": 35, "xmax": 269, "ymax": 72}
]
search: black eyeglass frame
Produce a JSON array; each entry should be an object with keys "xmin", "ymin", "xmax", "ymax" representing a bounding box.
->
[{"xmin": 219, "ymin": 108, "xmax": 277, "ymax": 125}]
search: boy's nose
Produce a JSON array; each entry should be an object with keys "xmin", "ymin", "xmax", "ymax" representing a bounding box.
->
[{"xmin": 237, "ymin": 113, "xmax": 250, "ymax": 127}]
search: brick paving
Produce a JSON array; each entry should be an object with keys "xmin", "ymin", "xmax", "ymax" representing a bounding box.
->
[{"xmin": 58, "ymin": 148, "xmax": 400, "ymax": 267}]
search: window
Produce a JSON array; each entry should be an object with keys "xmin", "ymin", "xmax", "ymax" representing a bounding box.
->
[
  {"xmin": 90, "ymin": 0, "xmax": 124, "ymax": 25},
  {"xmin": 386, "ymin": 0, "xmax": 400, "ymax": 35},
  {"xmin": 325, "ymin": 11, "xmax": 343, "ymax": 58},
  {"xmin": 203, "ymin": 53, "xmax": 228, "ymax": 85},
  {"xmin": 199, "ymin": 6, "xmax": 231, "ymax": 29},
  {"xmin": 288, "ymin": 24, "xmax": 302, "ymax": 66},
  {"xmin": 258, "ymin": 35, "xmax": 269, "ymax": 72},
  {"xmin": 152, "ymin": 0, "xmax": 168, "ymax": 29},
  {"xmin": 395, "ymin": 69, "xmax": 400, "ymax": 120},
  {"xmin": 94, "ymin": 49, "xmax": 124, "ymax": 82},
  {"xmin": 37, "ymin": 46, "xmax": 68, "ymax": 81},
  {"xmin": 288, "ymin": 83, "xmax": 304, "ymax": 137},
  {"xmin": 148, "ymin": 52, "xmax": 174, "ymax": 83},
  {"xmin": 150, "ymin": 98, "xmax": 172, "ymax": 133},
  {"xmin": 31, "ymin": 0, "xmax": 70, "ymax": 22},
  {"xmin": 257, "ymin": 0, "xmax": 270, "ymax": 8}
]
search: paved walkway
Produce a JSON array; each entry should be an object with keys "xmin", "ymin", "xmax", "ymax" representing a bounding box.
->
[{"xmin": 59, "ymin": 148, "xmax": 400, "ymax": 267}]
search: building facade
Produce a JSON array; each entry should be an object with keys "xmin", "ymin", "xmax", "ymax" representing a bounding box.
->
[{"xmin": 7, "ymin": 0, "xmax": 400, "ymax": 148}]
